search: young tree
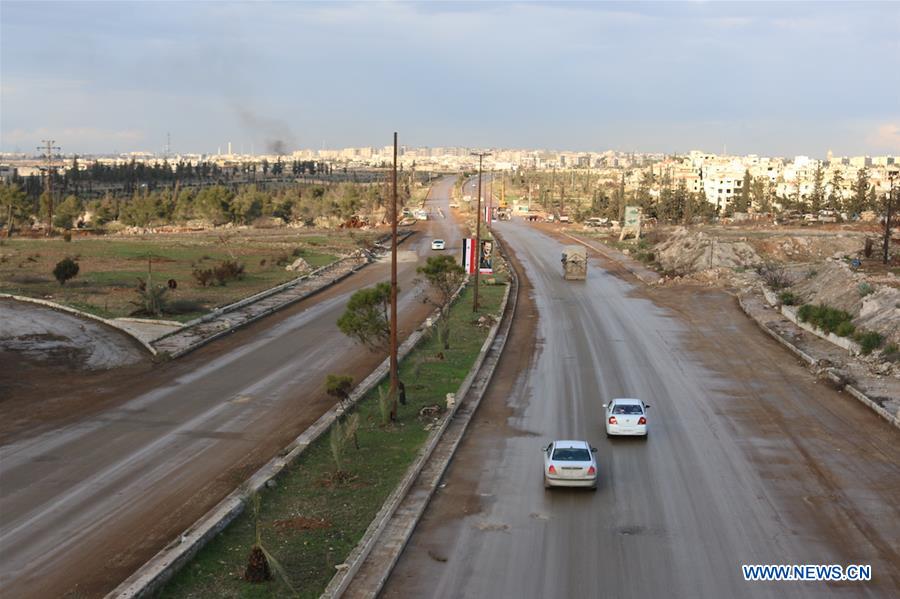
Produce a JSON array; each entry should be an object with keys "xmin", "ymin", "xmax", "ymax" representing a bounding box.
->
[
  {"xmin": 417, "ymin": 255, "xmax": 466, "ymax": 349},
  {"xmin": 53, "ymin": 194, "xmax": 82, "ymax": 229},
  {"xmin": 750, "ymin": 176, "xmax": 768, "ymax": 213},
  {"xmin": 827, "ymin": 170, "xmax": 844, "ymax": 210},
  {"xmin": 0, "ymin": 183, "xmax": 29, "ymax": 237},
  {"xmin": 337, "ymin": 282, "xmax": 392, "ymax": 350},
  {"xmin": 53, "ymin": 257, "xmax": 80, "ymax": 285},
  {"xmin": 733, "ymin": 170, "xmax": 752, "ymax": 214},
  {"xmin": 810, "ymin": 163, "xmax": 825, "ymax": 212},
  {"xmin": 847, "ymin": 167, "xmax": 869, "ymax": 216}
]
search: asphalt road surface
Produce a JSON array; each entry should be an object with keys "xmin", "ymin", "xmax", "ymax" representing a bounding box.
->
[
  {"xmin": 0, "ymin": 176, "xmax": 462, "ymax": 598},
  {"xmin": 383, "ymin": 218, "xmax": 900, "ymax": 598}
]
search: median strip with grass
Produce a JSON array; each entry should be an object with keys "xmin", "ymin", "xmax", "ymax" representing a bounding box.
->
[{"xmin": 158, "ymin": 277, "xmax": 507, "ymax": 598}]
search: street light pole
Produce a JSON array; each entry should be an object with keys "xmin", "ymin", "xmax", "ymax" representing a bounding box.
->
[
  {"xmin": 470, "ymin": 151, "xmax": 491, "ymax": 312},
  {"xmin": 390, "ymin": 132, "xmax": 399, "ymax": 419},
  {"xmin": 885, "ymin": 170, "xmax": 897, "ymax": 265}
]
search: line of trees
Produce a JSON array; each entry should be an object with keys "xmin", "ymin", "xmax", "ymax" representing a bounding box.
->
[{"xmin": 0, "ymin": 179, "xmax": 412, "ymax": 234}]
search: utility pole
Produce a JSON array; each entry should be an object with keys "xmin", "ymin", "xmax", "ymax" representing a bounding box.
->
[
  {"xmin": 470, "ymin": 152, "xmax": 491, "ymax": 312},
  {"xmin": 38, "ymin": 140, "xmax": 61, "ymax": 237},
  {"xmin": 390, "ymin": 132, "xmax": 399, "ymax": 420},
  {"xmin": 488, "ymin": 170, "xmax": 493, "ymax": 230},
  {"xmin": 885, "ymin": 170, "xmax": 897, "ymax": 265}
]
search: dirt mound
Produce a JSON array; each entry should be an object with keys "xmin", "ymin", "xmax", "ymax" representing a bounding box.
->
[
  {"xmin": 788, "ymin": 260, "xmax": 900, "ymax": 347},
  {"xmin": 654, "ymin": 227, "xmax": 761, "ymax": 275},
  {"xmin": 752, "ymin": 233, "xmax": 865, "ymax": 263}
]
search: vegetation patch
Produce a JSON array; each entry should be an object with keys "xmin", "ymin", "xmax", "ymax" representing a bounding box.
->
[
  {"xmin": 158, "ymin": 278, "xmax": 507, "ymax": 598},
  {"xmin": 0, "ymin": 230, "xmax": 360, "ymax": 321},
  {"xmin": 797, "ymin": 303, "xmax": 854, "ymax": 336}
]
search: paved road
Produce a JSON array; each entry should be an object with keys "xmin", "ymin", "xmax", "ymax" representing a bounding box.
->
[
  {"xmin": 383, "ymin": 218, "xmax": 900, "ymax": 598},
  {"xmin": 0, "ymin": 177, "xmax": 462, "ymax": 598}
]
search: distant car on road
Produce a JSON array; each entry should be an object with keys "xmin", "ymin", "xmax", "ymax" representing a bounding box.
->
[
  {"xmin": 604, "ymin": 398, "xmax": 649, "ymax": 438},
  {"xmin": 542, "ymin": 440, "xmax": 598, "ymax": 490},
  {"xmin": 431, "ymin": 239, "xmax": 445, "ymax": 250},
  {"xmin": 449, "ymin": 202, "xmax": 459, "ymax": 209}
]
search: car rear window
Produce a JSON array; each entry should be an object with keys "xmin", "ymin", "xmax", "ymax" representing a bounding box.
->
[
  {"xmin": 613, "ymin": 404, "xmax": 643, "ymax": 415},
  {"xmin": 552, "ymin": 447, "xmax": 591, "ymax": 461}
]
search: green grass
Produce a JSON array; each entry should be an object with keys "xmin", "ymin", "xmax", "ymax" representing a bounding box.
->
[
  {"xmin": 0, "ymin": 229, "xmax": 373, "ymax": 320},
  {"xmin": 159, "ymin": 276, "xmax": 508, "ymax": 598}
]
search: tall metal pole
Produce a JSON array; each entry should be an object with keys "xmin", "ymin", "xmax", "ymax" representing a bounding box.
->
[
  {"xmin": 38, "ymin": 139, "xmax": 60, "ymax": 237},
  {"xmin": 885, "ymin": 172, "xmax": 896, "ymax": 265},
  {"xmin": 390, "ymin": 132, "xmax": 399, "ymax": 418},
  {"xmin": 474, "ymin": 155, "xmax": 483, "ymax": 312}
]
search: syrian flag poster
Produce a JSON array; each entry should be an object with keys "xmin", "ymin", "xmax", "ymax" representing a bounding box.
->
[{"xmin": 461, "ymin": 238, "xmax": 476, "ymax": 274}]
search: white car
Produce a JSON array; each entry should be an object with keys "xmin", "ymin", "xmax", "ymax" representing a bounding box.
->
[
  {"xmin": 542, "ymin": 440, "xmax": 598, "ymax": 490},
  {"xmin": 604, "ymin": 398, "xmax": 649, "ymax": 438},
  {"xmin": 431, "ymin": 239, "xmax": 445, "ymax": 250}
]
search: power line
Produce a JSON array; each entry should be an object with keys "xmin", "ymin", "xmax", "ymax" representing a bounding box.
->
[{"xmin": 37, "ymin": 139, "xmax": 62, "ymax": 236}]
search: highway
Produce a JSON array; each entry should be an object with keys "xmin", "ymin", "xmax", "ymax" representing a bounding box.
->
[
  {"xmin": 383, "ymin": 217, "xmax": 900, "ymax": 598},
  {"xmin": 0, "ymin": 177, "xmax": 462, "ymax": 598}
]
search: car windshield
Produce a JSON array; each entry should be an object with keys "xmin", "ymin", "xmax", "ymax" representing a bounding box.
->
[
  {"xmin": 552, "ymin": 447, "xmax": 591, "ymax": 461},
  {"xmin": 613, "ymin": 404, "xmax": 643, "ymax": 415}
]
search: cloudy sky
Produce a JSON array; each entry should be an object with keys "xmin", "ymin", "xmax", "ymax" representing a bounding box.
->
[{"xmin": 2, "ymin": 1, "xmax": 898, "ymax": 157}]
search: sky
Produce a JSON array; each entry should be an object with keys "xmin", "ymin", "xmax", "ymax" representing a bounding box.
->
[{"xmin": 1, "ymin": 1, "xmax": 899, "ymax": 157}]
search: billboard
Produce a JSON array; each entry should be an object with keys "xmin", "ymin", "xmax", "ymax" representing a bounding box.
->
[
  {"xmin": 461, "ymin": 238, "xmax": 493, "ymax": 274},
  {"xmin": 479, "ymin": 239, "xmax": 494, "ymax": 274}
]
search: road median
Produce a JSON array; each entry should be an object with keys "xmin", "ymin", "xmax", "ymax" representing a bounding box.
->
[{"xmin": 110, "ymin": 258, "xmax": 510, "ymax": 598}]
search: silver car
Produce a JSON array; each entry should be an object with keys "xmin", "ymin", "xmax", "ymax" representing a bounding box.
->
[
  {"xmin": 604, "ymin": 398, "xmax": 649, "ymax": 438},
  {"xmin": 542, "ymin": 440, "xmax": 598, "ymax": 490}
]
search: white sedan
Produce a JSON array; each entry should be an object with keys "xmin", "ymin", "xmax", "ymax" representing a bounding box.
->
[
  {"xmin": 431, "ymin": 239, "xmax": 445, "ymax": 250},
  {"xmin": 604, "ymin": 398, "xmax": 649, "ymax": 438},
  {"xmin": 542, "ymin": 440, "xmax": 598, "ymax": 490}
]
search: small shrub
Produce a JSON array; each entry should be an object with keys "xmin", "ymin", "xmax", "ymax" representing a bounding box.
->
[
  {"xmin": 857, "ymin": 282, "xmax": 874, "ymax": 297},
  {"xmin": 757, "ymin": 263, "xmax": 790, "ymax": 290},
  {"xmin": 63, "ymin": 230, "xmax": 72, "ymax": 242},
  {"xmin": 274, "ymin": 253, "xmax": 291, "ymax": 267},
  {"xmin": 779, "ymin": 291, "xmax": 796, "ymax": 306},
  {"xmin": 165, "ymin": 298, "xmax": 205, "ymax": 315},
  {"xmin": 806, "ymin": 269, "xmax": 818, "ymax": 279},
  {"xmin": 213, "ymin": 259, "xmax": 245, "ymax": 285},
  {"xmin": 192, "ymin": 267, "xmax": 215, "ymax": 287},
  {"xmin": 853, "ymin": 330, "xmax": 884, "ymax": 355},
  {"xmin": 132, "ymin": 277, "xmax": 169, "ymax": 316},
  {"xmin": 835, "ymin": 321, "xmax": 856, "ymax": 337},
  {"xmin": 291, "ymin": 247, "xmax": 305, "ymax": 257},
  {"xmin": 52, "ymin": 257, "xmax": 80, "ymax": 286},
  {"xmin": 797, "ymin": 303, "xmax": 854, "ymax": 335}
]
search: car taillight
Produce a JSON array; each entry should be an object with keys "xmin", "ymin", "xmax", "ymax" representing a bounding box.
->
[
  {"xmin": 608, "ymin": 416, "xmax": 617, "ymax": 425},
  {"xmin": 587, "ymin": 465, "xmax": 596, "ymax": 475},
  {"xmin": 638, "ymin": 416, "xmax": 647, "ymax": 425},
  {"xmin": 548, "ymin": 465, "xmax": 556, "ymax": 474}
]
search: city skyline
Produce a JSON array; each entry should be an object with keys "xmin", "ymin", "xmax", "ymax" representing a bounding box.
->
[{"xmin": 2, "ymin": 1, "xmax": 899, "ymax": 156}]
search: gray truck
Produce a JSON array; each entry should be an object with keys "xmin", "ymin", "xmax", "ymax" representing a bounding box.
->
[{"xmin": 561, "ymin": 245, "xmax": 587, "ymax": 280}]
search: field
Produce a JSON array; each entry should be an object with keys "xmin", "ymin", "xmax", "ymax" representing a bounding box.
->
[{"xmin": 0, "ymin": 229, "xmax": 379, "ymax": 322}]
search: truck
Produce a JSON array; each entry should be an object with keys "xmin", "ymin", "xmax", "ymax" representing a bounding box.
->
[{"xmin": 561, "ymin": 245, "xmax": 587, "ymax": 280}]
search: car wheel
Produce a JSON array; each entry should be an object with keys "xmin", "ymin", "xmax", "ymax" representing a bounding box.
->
[
  {"xmin": 606, "ymin": 432, "xmax": 611, "ymax": 439},
  {"xmin": 590, "ymin": 484, "xmax": 598, "ymax": 492}
]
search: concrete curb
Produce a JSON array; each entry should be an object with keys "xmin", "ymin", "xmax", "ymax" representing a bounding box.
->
[
  {"xmin": 0, "ymin": 293, "xmax": 160, "ymax": 356},
  {"xmin": 559, "ymin": 231, "xmax": 661, "ymax": 284},
  {"xmin": 105, "ymin": 233, "xmax": 457, "ymax": 599},
  {"xmin": 321, "ymin": 239, "xmax": 516, "ymax": 599},
  {"xmin": 737, "ymin": 295, "xmax": 820, "ymax": 368},
  {"xmin": 738, "ymin": 294, "xmax": 900, "ymax": 431}
]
